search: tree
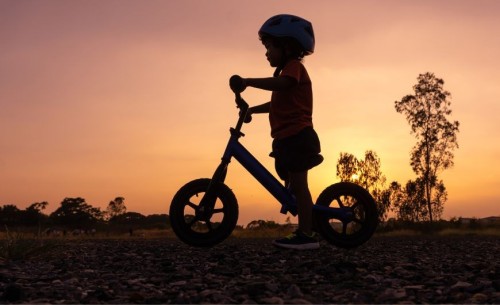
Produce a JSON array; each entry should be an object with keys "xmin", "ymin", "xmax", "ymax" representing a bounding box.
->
[
  {"xmin": 145, "ymin": 214, "xmax": 170, "ymax": 229},
  {"xmin": 393, "ymin": 180, "xmax": 426, "ymax": 222},
  {"xmin": 0, "ymin": 204, "xmax": 22, "ymax": 227},
  {"xmin": 23, "ymin": 201, "xmax": 49, "ymax": 226},
  {"xmin": 357, "ymin": 151, "xmax": 387, "ymax": 192},
  {"xmin": 106, "ymin": 196, "xmax": 126, "ymax": 220},
  {"xmin": 109, "ymin": 211, "xmax": 146, "ymax": 225},
  {"xmin": 395, "ymin": 72, "xmax": 459, "ymax": 222},
  {"xmin": 388, "ymin": 178, "xmax": 447, "ymax": 222},
  {"xmin": 26, "ymin": 201, "xmax": 48, "ymax": 213},
  {"xmin": 337, "ymin": 151, "xmax": 386, "ymax": 192},
  {"xmin": 0, "ymin": 202, "xmax": 49, "ymax": 227},
  {"xmin": 336, "ymin": 153, "xmax": 359, "ymax": 182},
  {"xmin": 336, "ymin": 150, "xmax": 389, "ymax": 221},
  {"xmin": 50, "ymin": 197, "xmax": 103, "ymax": 228},
  {"xmin": 246, "ymin": 220, "xmax": 280, "ymax": 230}
]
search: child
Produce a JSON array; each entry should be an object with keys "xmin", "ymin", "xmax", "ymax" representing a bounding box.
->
[{"xmin": 231, "ymin": 14, "xmax": 323, "ymax": 250}]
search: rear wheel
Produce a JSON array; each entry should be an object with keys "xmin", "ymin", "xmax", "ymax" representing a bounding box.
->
[
  {"xmin": 314, "ymin": 182, "xmax": 378, "ymax": 248},
  {"xmin": 170, "ymin": 178, "xmax": 238, "ymax": 247}
]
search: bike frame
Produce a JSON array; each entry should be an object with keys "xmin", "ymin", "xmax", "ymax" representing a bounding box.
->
[{"xmin": 200, "ymin": 93, "xmax": 352, "ymax": 222}]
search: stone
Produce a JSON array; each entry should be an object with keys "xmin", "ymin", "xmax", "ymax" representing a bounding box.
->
[
  {"xmin": 2, "ymin": 283, "xmax": 24, "ymax": 302},
  {"xmin": 286, "ymin": 284, "xmax": 304, "ymax": 298}
]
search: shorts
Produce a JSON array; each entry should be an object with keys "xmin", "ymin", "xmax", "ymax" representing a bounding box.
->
[{"xmin": 271, "ymin": 126, "xmax": 323, "ymax": 181}]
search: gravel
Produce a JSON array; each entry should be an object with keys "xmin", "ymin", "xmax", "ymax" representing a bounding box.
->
[{"xmin": 1, "ymin": 235, "xmax": 499, "ymax": 304}]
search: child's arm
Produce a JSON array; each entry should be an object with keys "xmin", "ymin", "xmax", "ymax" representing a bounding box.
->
[
  {"xmin": 245, "ymin": 77, "xmax": 295, "ymax": 115},
  {"xmin": 245, "ymin": 76, "xmax": 296, "ymax": 92},
  {"xmin": 230, "ymin": 74, "xmax": 295, "ymax": 117},
  {"xmin": 249, "ymin": 102, "xmax": 270, "ymax": 114}
]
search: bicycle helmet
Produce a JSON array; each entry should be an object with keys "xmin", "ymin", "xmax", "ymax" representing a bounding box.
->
[{"xmin": 259, "ymin": 14, "xmax": 315, "ymax": 55}]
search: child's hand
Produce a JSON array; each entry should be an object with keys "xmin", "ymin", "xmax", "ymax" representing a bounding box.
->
[
  {"xmin": 230, "ymin": 75, "xmax": 247, "ymax": 93},
  {"xmin": 244, "ymin": 111, "xmax": 252, "ymax": 123},
  {"xmin": 239, "ymin": 110, "xmax": 252, "ymax": 123}
]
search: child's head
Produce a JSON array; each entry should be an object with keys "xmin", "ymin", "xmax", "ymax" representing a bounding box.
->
[
  {"xmin": 258, "ymin": 14, "xmax": 314, "ymax": 76},
  {"xmin": 258, "ymin": 14, "xmax": 315, "ymax": 59},
  {"xmin": 260, "ymin": 35, "xmax": 305, "ymax": 63}
]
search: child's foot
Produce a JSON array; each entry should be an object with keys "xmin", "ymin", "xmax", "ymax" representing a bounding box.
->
[{"xmin": 273, "ymin": 230, "xmax": 320, "ymax": 250}]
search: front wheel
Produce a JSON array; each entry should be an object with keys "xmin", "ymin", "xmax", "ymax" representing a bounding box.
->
[
  {"xmin": 314, "ymin": 182, "xmax": 378, "ymax": 248},
  {"xmin": 169, "ymin": 178, "xmax": 238, "ymax": 247}
]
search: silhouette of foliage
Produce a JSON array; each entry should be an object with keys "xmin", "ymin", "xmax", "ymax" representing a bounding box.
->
[
  {"xmin": 49, "ymin": 197, "xmax": 103, "ymax": 228},
  {"xmin": 0, "ymin": 204, "xmax": 21, "ymax": 227},
  {"xmin": 246, "ymin": 220, "xmax": 281, "ymax": 230},
  {"xmin": 336, "ymin": 151, "xmax": 386, "ymax": 192},
  {"xmin": 109, "ymin": 211, "xmax": 145, "ymax": 225},
  {"xmin": 336, "ymin": 150, "xmax": 389, "ymax": 222},
  {"xmin": 385, "ymin": 178, "xmax": 447, "ymax": 222},
  {"xmin": 336, "ymin": 153, "xmax": 359, "ymax": 182},
  {"xmin": 106, "ymin": 197, "xmax": 126, "ymax": 220},
  {"xmin": 395, "ymin": 72, "xmax": 459, "ymax": 222},
  {"xmin": 0, "ymin": 203, "xmax": 49, "ymax": 228},
  {"xmin": 22, "ymin": 202, "xmax": 49, "ymax": 227},
  {"xmin": 145, "ymin": 214, "xmax": 170, "ymax": 229},
  {"xmin": 109, "ymin": 212, "xmax": 170, "ymax": 229}
]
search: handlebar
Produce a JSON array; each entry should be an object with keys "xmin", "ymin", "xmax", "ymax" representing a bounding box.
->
[
  {"xmin": 230, "ymin": 74, "xmax": 249, "ymax": 112},
  {"xmin": 235, "ymin": 92, "xmax": 248, "ymax": 110},
  {"xmin": 229, "ymin": 75, "xmax": 251, "ymax": 134},
  {"xmin": 229, "ymin": 75, "xmax": 246, "ymax": 93}
]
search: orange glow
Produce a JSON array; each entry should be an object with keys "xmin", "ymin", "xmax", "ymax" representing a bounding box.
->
[{"xmin": 1, "ymin": 1, "xmax": 499, "ymax": 225}]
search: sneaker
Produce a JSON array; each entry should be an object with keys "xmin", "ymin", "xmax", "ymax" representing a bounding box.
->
[{"xmin": 273, "ymin": 230, "xmax": 320, "ymax": 250}]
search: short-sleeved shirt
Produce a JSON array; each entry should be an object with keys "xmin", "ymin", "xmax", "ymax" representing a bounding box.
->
[{"xmin": 269, "ymin": 59, "xmax": 313, "ymax": 139}]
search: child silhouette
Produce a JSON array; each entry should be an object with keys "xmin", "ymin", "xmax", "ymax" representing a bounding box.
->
[{"xmin": 231, "ymin": 14, "xmax": 323, "ymax": 250}]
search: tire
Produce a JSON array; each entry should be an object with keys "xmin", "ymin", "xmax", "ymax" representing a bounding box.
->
[
  {"xmin": 314, "ymin": 182, "xmax": 378, "ymax": 248},
  {"xmin": 169, "ymin": 178, "xmax": 238, "ymax": 247}
]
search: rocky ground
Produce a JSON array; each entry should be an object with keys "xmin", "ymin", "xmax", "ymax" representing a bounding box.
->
[{"xmin": 0, "ymin": 235, "xmax": 499, "ymax": 304}]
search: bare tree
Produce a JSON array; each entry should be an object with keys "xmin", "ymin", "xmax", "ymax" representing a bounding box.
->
[{"xmin": 395, "ymin": 72, "xmax": 459, "ymax": 222}]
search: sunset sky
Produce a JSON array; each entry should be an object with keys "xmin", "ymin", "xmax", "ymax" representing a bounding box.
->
[{"xmin": 1, "ymin": 0, "xmax": 499, "ymax": 225}]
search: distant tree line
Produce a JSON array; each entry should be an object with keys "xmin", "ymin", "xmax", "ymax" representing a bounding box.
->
[{"xmin": 0, "ymin": 197, "xmax": 169, "ymax": 231}]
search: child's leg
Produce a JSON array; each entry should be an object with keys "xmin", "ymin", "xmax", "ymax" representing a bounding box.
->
[{"xmin": 289, "ymin": 170, "xmax": 313, "ymax": 235}]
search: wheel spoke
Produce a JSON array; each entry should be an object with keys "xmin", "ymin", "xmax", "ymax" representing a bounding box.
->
[
  {"xmin": 336, "ymin": 196, "xmax": 345, "ymax": 208},
  {"xmin": 186, "ymin": 201, "xmax": 198, "ymax": 211},
  {"xmin": 212, "ymin": 208, "xmax": 224, "ymax": 214}
]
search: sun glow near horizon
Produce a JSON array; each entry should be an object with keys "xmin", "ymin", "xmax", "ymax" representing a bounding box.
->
[{"xmin": 0, "ymin": 0, "xmax": 499, "ymax": 225}]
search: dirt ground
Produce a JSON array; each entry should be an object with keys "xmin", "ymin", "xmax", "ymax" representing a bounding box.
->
[{"xmin": 1, "ymin": 235, "xmax": 499, "ymax": 303}]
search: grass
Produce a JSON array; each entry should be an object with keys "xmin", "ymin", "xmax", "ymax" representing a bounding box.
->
[
  {"xmin": 376, "ymin": 229, "xmax": 422, "ymax": 237},
  {"xmin": 0, "ymin": 227, "xmax": 61, "ymax": 261},
  {"xmin": 437, "ymin": 227, "xmax": 500, "ymax": 236},
  {"xmin": 376, "ymin": 226, "xmax": 500, "ymax": 237},
  {"xmin": 0, "ymin": 227, "xmax": 177, "ymax": 260},
  {"xmin": 1, "ymin": 224, "xmax": 498, "ymax": 261}
]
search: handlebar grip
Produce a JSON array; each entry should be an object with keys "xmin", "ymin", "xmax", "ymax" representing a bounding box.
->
[{"xmin": 230, "ymin": 75, "xmax": 246, "ymax": 93}]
